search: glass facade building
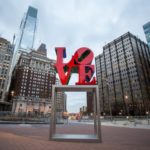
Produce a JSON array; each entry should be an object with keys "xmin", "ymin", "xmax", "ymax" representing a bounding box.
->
[
  {"xmin": 143, "ymin": 22, "xmax": 150, "ymax": 48},
  {"xmin": 95, "ymin": 32, "xmax": 150, "ymax": 116},
  {"xmin": 11, "ymin": 6, "xmax": 38, "ymax": 68},
  {"xmin": 18, "ymin": 6, "xmax": 38, "ymax": 51},
  {"xmin": 8, "ymin": 6, "xmax": 38, "ymax": 93}
]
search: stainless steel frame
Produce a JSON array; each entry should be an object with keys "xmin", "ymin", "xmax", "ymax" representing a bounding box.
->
[{"xmin": 49, "ymin": 85, "xmax": 102, "ymax": 142}]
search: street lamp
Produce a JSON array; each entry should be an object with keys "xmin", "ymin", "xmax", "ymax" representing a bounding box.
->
[
  {"xmin": 11, "ymin": 91, "xmax": 15, "ymax": 103},
  {"xmin": 11, "ymin": 91, "xmax": 15, "ymax": 97},
  {"xmin": 119, "ymin": 112, "xmax": 122, "ymax": 116},
  {"xmin": 146, "ymin": 111, "xmax": 149, "ymax": 115},
  {"xmin": 146, "ymin": 111, "xmax": 149, "ymax": 125},
  {"xmin": 124, "ymin": 95, "xmax": 129, "ymax": 116},
  {"xmin": 125, "ymin": 95, "xmax": 128, "ymax": 99},
  {"xmin": 102, "ymin": 77, "xmax": 112, "ymax": 120},
  {"xmin": 11, "ymin": 91, "xmax": 15, "ymax": 113}
]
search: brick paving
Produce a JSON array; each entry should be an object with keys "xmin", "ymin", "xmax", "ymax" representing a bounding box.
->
[{"xmin": 0, "ymin": 124, "xmax": 150, "ymax": 150}]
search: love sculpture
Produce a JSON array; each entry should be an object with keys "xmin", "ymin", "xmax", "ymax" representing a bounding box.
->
[
  {"xmin": 49, "ymin": 47, "xmax": 101, "ymax": 143},
  {"xmin": 55, "ymin": 47, "xmax": 96, "ymax": 85}
]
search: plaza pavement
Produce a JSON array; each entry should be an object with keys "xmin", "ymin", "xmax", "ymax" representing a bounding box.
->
[{"xmin": 0, "ymin": 123, "xmax": 150, "ymax": 150}]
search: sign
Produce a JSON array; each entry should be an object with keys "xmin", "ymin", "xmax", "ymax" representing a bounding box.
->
[{"xmin": 54, "ymin": 47, "xmax": 96, "ymax": 85}]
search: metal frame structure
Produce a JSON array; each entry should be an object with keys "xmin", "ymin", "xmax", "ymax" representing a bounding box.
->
[{"xmin": 49, "ymin": 85, "xmax": 101, "ymax": 142}]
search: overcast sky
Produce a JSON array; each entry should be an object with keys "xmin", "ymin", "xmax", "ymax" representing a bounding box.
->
[{"xmin": 0, "ymin": 0, "xmax": 150, "ymax": 113}]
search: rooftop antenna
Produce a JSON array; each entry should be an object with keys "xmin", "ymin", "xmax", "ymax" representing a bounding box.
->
[{"xmin": 12, "ymin": 34, "xmax": 16, "ymax": 45}]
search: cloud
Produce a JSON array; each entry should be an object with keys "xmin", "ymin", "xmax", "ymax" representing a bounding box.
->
[{"xmin": 31, "ymin": 0, "xmax": 132, "ymax": 58}]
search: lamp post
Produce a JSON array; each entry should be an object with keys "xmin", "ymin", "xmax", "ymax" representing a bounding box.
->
[
  {"xmin": 107, "ymin": 83, "xmax": 113, "ymax": 120},
  {"xmin": 146, "ymin": 111, "xmax": 149, "ymax": 125},
  {"xmin": 103, "ymin": 77, "xmax": 112, "ymax": 120},
  {"xmin": 124, "ymin": 95, "xmax": 129, "ymax": 116},
  {"xmin": 11, "ymin": 91, "xmax": 14, "ymax": 97},
  {"xmin": 11, "ymin": 91, "xmax": 15, "ymax": 113},
  {"xmin": 10, "ymin": 91, "xmax": 17, "ymax": 114}
]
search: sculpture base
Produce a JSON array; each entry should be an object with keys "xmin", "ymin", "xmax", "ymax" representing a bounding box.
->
[
  {"xmin": 49, "ymin": 85, "xmax": 102, "ymax": 143},
  {"xmin": 51, "ymin": 134, "xmax": 100, "ymax": 143}
]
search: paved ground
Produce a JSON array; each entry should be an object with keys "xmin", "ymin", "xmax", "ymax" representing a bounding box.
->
[{"xmin": 0, "ymin": 124, "xmax": 150, "ymax": 150}]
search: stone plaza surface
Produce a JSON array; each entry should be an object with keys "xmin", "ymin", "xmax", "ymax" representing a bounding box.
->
[{"xmin": 0, "ymin": 123, "xmax": 150, "ymax": 150}]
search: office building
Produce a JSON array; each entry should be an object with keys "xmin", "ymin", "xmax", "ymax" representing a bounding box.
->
[
  {"xmin": 8, "ymin": 6, "xmax": 38, "ymax": 93},
  {"xmin": 11, "ymin": 44, "xmax": 56, "ymax": 115},
  {"xmin": 143, "ymin": 22, "xmax": 150, "ymax": 48},
  {"xmin": 0, "ymin": 37, "xmax": 14, "ymax": 110},
  {"xmin": 95, "ymin": 32, "xmax": 150, "ymax": 115},
  {"xmin": 18, "ymin": 6, "xmax": 37, "ymax": 51},
  {"xmin": 11, "ymin": 6, "xmax": 38, "ymax": 69}
]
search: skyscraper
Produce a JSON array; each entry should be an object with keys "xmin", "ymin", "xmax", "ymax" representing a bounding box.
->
[
  {"xmin": 143, "ymin": 22, "xmax": 150, "ymax": 48},
  {"xmin": 12, "ymin": 6, "xmax": 38, "ymax": 68},
  {"xmin": 18, "ymin": 6, "xmax": 38, "ymax": 51},
  {"xmin": 8, "ymin": 6, "xmax": 38, "ymax": 91},
  {"xmin": 95, "ymin": 32, "xmax": 150, "ymax": 116}
]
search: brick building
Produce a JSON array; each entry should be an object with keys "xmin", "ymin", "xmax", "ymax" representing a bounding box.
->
[{"xmin": 11, "ymin": 44, "xmax": 56, "ymax": 115}]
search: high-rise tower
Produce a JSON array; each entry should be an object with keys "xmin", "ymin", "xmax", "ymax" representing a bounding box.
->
[
  {"xmin": 96, "ymin": 32, "xmax": 150, "ymax": 116},
  {"xmin": 143, "ymin": 22, "xmax": 150, "ymax": 48},
  {"xmin": 12, "ymin": 6, "xmax": 38, "ymax": 68},
  {"xmin": 8, "ymin": 6, "xmax": 38, "ymax": 92},
  {"xmin": 18, "ymin": 6, "xmax": 37, "ymax": 51}
]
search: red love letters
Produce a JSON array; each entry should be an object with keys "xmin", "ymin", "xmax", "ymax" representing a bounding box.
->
[{"xmin": 54, "ymin": 47, "xmax": 96, "ymax": 85}]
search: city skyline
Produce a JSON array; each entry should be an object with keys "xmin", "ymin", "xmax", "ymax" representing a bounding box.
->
[{"xmin": 0, "ymin": 0, "xmax": 150, "ymax": 113}]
